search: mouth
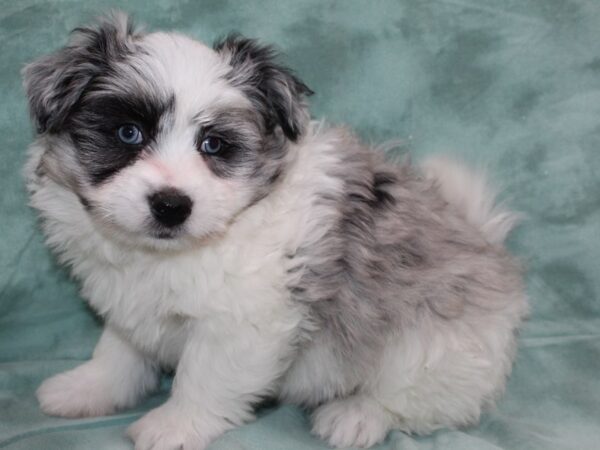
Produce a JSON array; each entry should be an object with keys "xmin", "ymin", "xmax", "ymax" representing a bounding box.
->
[
  {"xmin": 155, "ymin": 231, "xmax": 176, "ymax": 239},
  {"xmin": 148, "ymin": 226, "xmax": 182, "ymax": 240}
]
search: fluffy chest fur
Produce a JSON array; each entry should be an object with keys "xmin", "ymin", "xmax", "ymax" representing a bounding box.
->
[{"xmin": 29, "ymin": 170, "xmax": 298, "ymax": 368}]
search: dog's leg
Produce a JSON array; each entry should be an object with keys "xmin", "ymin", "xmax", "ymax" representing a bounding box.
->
[
  {"xmin": 312, "ymin": 394, "xmax": 397, "ymax": 448},
  {"xmin": 127, "ymin": 317, "xmax": 292, "ymax": 450},
  {"xmin": 37, "ymin": 326, "xmax": 159, "ymax": 417}
]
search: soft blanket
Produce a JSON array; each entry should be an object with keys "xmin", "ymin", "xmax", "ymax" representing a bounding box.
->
[{"xmin": 1, "ymin": 1, "xmax": 599, "ymax": 449}]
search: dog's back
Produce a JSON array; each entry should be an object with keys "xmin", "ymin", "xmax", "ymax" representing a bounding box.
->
[{"xmin": 278, "ymin": 127, "xmax": 527, "ymax": 444}]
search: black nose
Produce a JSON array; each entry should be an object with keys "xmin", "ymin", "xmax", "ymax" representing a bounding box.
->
[{"xmin": 148, "ymin": 188, "xmax": 192, "ymax": 228}]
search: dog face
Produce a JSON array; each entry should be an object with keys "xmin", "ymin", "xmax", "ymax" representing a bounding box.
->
[{"xmin": 23, "ymin": 13, "xmax": 311, "ymax": 249}]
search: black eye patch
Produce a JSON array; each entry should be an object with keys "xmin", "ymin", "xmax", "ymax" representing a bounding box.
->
[{"xmin": 66, "ymin": 93, "xmax": 174, "ymax": 184}]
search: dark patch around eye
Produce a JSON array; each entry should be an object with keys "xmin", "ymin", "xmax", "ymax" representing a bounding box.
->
[
  {"xmin": 66, "ymin": 93, "xmax": 174, "ymax": 184},
  {"xmin": 196, "ymin": 111, "xmax": 264, "ymax": 179},
  {"xmin": 197, "ymin": 129, "xmax": 254, "ymax": 178}
]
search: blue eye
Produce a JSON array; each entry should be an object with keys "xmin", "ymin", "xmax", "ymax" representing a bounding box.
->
[
  {"xmin": 200, "ymin": 136, "xmax": 222, "ymax": 154},
  {"xmin": 117, "ymin": 124, "xmax": 143, "ymax": 145}
]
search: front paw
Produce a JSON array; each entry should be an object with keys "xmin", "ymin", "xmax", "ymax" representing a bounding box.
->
[
  {"xmin": 312, "ymin": 396, "xmax": 394, "ymax": 448},
  {"xmin": 127, "ymin": 403, "xmax": 225, "ymax": 450},
  {"xmin": 37, "ymin": 364, "xmax": 117, "ymax": 418}
]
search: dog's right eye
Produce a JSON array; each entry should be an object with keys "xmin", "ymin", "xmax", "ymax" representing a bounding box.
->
[{"xmin": 117, "ymin": 124, "xmax": 143, "ymax": 145}]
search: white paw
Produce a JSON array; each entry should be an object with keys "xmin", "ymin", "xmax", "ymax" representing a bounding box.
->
[
  {"xmin": 37, "ymin": 363, "xmax": 118, "ymax": 418},
  {"xmin": 312, "ymin": 396, "xmax": 394, "ymax": 448},
  {"xmin": 127, "ymin": 403, "xmax": 223, "ymax": 450}
]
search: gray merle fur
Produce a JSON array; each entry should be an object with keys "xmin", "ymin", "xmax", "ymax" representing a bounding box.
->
[
  {"xmin": 214, "ymin": 34, "xmax": 313, "ymax": 142},
  {"xmin": 23, "ymin": 14, "xmax": 140, "ymax": 134},
  {"xmin": 286, "ymin": 133, "xmax": 523, "ymax": 404},
  {"xmin": 21, "ymin": 13, "xmax": 175, "ymax": 185},
  {"xmin": 196, "ymin": 108, "xmax": 284, "ymax": 184}
]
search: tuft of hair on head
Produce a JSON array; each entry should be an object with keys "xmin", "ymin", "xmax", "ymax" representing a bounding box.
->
[
  {"xmin": 22, "ymin": 10, "xmax": 142, "ymax": 134},
  {"xmin": 214, "ymin": 34, "xmax": 313, "ymax": 142}
]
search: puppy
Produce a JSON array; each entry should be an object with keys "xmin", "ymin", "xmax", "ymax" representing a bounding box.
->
[{"xmin": 23, "ymin": 12, "xmax": 528, "ymax": 450}]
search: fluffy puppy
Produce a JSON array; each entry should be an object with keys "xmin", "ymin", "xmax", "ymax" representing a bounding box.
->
[{"xmin": 23, "ymin": 12, "xmax": 528, "ymax": 450}]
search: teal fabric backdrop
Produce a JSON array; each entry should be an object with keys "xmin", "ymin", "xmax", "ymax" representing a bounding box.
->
[{"xmin": 1, "ymin": 1, "xmax": 599, "ymax": 449}]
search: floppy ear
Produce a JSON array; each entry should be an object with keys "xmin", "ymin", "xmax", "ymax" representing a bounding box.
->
[
  {"xmin": 22, "ymin": 12, "xmax": 140, "ymax": 134},
  {"xmin": 214, "ymin": 35, "xmax": 313, "ymax": 142}
]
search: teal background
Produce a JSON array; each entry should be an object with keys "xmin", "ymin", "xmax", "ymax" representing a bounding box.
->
[{"xmin": 1, "ymin": 0, "xmax": 600, "ymax": 448}]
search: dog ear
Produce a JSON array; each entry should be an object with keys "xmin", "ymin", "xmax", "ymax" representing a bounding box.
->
[
  {"xmin": 214, "ymin": 34, "xmax": 313, "ymax": 142},
  {"xmin": 22, "ymin": 11, "xmax": 140, "ymax": 134}
]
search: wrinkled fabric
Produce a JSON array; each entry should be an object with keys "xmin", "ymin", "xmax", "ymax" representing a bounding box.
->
[{"xmin": 1, "ymin": 1, "xmax": 599, "ymax": 449}]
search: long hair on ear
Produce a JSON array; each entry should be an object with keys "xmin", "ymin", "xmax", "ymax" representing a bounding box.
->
[
  {"xmin": 214, "ymin": 34, "xmax": 313, "ymax": 142},
  {"xmin": 22, "ymin": 11, "xmax": 141, "ymax": 134}
]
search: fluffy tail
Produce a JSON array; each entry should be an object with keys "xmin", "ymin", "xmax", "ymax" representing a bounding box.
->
[{"xmin": 421, "ymin": 156, "xmax": 519, "ymax": 245}]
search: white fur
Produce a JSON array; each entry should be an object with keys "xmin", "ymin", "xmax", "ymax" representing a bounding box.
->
[
  {"xmin": 27, "ymin": 31, "xmax": 526, "ymax": 450},
  {"xmin": 312, "ymin": 395, "xmax": 396, "ymax": 448},
  {"xmin": 29, "ymin": 121, "xmax": 348, "ymax": 448},
  {"xmin": 37, "ymin": 327, "xmax": 159, "ymax": 417},
  {"xmin": 422, "ymin": 155, "xmax": 520, "ymax": 245}
]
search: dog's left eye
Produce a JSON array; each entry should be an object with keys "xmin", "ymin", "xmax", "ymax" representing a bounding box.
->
[
  {"xmin": 199, "ymin": 136, "xmax": 222, "ymax": 154},
  {"xmin": 117, "ymin": 124, "xmax": 143, "ymax": 145}
]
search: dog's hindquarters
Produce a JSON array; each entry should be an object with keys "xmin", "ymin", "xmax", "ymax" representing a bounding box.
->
[{"xmin": 300, "ymin": 151, "xmax": 527, "ymax": 446}]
